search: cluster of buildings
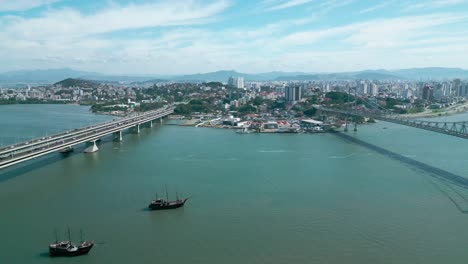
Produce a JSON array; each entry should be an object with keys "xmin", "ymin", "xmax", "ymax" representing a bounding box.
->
[
  {"xmin": 0, "ymin": 83, "xmax": 139, "ymax": 103},
  {"xmin": 285, "ymin": 86, "xmax": 301, "ymax": 102},
  {"xmin": 224, "ymin": 76, "xmax": 303, "ymax": 107},
  {"xmin": 330, "ymin": 79, "xmax": 467, "ymax": 103},
  {"xmin": 228, "ymin": 76, "xmax": 244, "ymax": 89},
  {"xmin": 419, "ymin": 79, "xmax": 468, "ymax": 101},
  {"xmin": 2, "ymin": 75, "xmax": 468, "ymax": 120},
  {"xmin": 243, "ymin": 79, "xmax": 468, "ymax": 105},
  {"xmin": 196, "ymin": 114, "xmax": 326, "ymax": 133},
  {"xmin": 357, "ymin": 80, "xmax": 379, "ymax": 96}
]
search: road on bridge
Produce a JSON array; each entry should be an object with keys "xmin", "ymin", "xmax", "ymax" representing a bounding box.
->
[{"xmin": 0, "ymin": 106, "xmax": 173, "ymax": 169}]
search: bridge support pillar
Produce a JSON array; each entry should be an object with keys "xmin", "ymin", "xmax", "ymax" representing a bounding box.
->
[
  {"xmin": 149, "ymin": 120, "xmax": 153, "ymax": 128},
  {"xmin": 133, "ymin": 124, "xmax": 140, "ymax": 134},
  {"xmin": 344, "ymin": 121, "xmax": 348, "ymax": 132},
  {"xmin": 159, "ymin": 118, "xmax": 163, "ymax": 124},
  {"xmin": 113, "ymin": 131, "xmax": 123, "ymax": 141},
  {"xmin": 84, "ymin": 140, "xmax": 99, "ymax": 153},
  {"xmin": 354, "ymin": 122, "xmax": 358, "ymax": 132}
]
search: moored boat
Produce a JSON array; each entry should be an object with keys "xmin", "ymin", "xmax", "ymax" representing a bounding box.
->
[
  {"xmin": 59, "ymin": 146, "xmax": 73, "ymax": 153},
  {"xmin": 235, "ymin": 127, "xmax": 252, "ymax": 134},
  {"xmin": 148, "ymin": 197, "xmax": 188, "ymax": 210},
  {"xmin": 148, "ymin": 187, "xmax": 189, "ymax": 210},
  {"xmin": 49, "ymin": 229, "xmax": 93, "ymax": 257}
]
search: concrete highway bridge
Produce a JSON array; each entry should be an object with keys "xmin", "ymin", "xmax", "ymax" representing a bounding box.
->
[{"xmin": 0, "ymin": 106, "xmax": 173, "ymax": 169}]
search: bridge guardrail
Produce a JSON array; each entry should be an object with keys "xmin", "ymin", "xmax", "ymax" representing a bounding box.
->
[
  {"xmin": 0, "ymin": 107, "xmax": 174, "ymax": 156},
  {"xmin": 0, "ymin": 108, "xmax": 174, "ymax": 169},
  {"xmin": 318, "ymin": 106, "xmax": 468, "ymax": 140}
]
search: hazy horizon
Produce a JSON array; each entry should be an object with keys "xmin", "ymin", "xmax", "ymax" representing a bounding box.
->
[
  {"xmin": 1, "ymin": 0, "xmax": 468, "ymax": 75},
  {"xmin": 3, "ymin": 66, "xmax": 468, "ymax": 77}
]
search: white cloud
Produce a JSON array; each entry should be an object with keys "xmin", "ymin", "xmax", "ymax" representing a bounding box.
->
[
  {"xmin": 0, "ymin": 0, "xmax": 60, "ymax": 12},
  {"xmin": 1, "ymin": 1, "xmax": 468, "ymax": 74},
  {"xmin": 1, "ymin": 0, "xmax": 229, "ymax": 40},
  {"xmin": 263, "ymin": 0, "xmax": 314, "ymax": 11},
  {"xmin": 277, "ymin": 25, "xmax": 352, "ymax": 46},
  {"xmin": 0, "ymin": 0, "xmax": 232, "ymax": 73},
  {"xmin": 345, "ymin": 14, "xmax": 467, "ymax": 49},
  {"xmin": 277, "ymin": 13, "xmax": 467, "ymax": 49},
  {"xmin": 357, "ymin": 2, "xmax": 390, "ymax": 14},
  {"xmin": 317, "ymin": 0, "xmax": 354, "ymax": 13},
  {"xmin": 402, "ymin": 0, "xmax": 466, "ymax": 12}
]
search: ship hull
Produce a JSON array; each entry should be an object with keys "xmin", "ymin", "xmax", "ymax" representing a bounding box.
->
[
  {"xmin": 148, "ymin": 199, "xmax": 188, "ymax": 210},
  {"xmin": 49, "ymin": 244, "xmax": 93, "ymax": 257}
]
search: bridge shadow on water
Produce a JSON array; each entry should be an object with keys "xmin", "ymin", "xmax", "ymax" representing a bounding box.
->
[
  {"xmin": 0, "ymin": 144, "xmax": 88, "ymax": 182},
  {"xmin": 0, "ymin": 135, "xmax": 119, "ymax": 182},
  {"xmin": 0, "ymin": 126, "xmax": 160, "ymax": 182},
  {"xmin": 332, "ymin": 131, "xmax": 468, "ymax": 214}
]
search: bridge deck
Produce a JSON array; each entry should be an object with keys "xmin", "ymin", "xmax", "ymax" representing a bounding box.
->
[
  {"xmin": 0, "ymin": 107, "xmax": 173, "ymax": 169},
  {"xmin": 318, "ymin": 107, "xmax": 468, "ymax": 139}
]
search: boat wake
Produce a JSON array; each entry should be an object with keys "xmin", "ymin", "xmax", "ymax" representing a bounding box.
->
[
  {"xmin": 258, "ymin": 150, "xmax": 290, "ymax": 153},
  {"xmin": 174, "ymin": 155, "xmax": 195, "ymax": 161},
  {"xmin": 328, "ymin": 153, "xmax": 357, "ymax": 159}
]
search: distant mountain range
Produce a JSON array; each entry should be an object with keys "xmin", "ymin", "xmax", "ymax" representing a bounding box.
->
[
  {"xmin": 170, "ymin": 70, "xmax": 306, "ymax": 82},
  {"xmin": 1, "ymin": 67, "xmax": 468, "ymax": 86},
  {"xmin": 0, "ymin": 68, "xmax": 97, "ymax": 84},
  {"xmin": 0, "ymin": 68, "xmax": 161, "ymax": 86},
  {"xmin": 274, "ymin": 68, "xmax": 468, "ymax": 81},
  {"xmin": 274, "ymin": 72, "xmax": 402, "ymax": 81}
]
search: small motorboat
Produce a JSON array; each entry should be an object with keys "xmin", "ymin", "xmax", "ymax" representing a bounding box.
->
[{"xmin": 235, "ymin": 128, "xmax": 252, "ymax": 134}]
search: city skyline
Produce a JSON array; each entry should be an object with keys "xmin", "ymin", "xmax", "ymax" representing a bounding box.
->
[{"xmin": 1, "ymin": 0, "xmax": 468, "ymax": 75}]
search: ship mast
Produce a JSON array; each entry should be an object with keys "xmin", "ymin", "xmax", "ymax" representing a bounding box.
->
[
  {"xmin": 67, "ymin": 227, "xmax": 71, "ymax": 243},
  {"xmin": 165, "ymin": 184, "xmax": 169, "ymax": 202}
]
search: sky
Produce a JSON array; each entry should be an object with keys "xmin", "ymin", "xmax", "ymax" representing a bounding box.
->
[{"xmin": 1, "ymin": 0, "xmax": 468, "ymax": 75}]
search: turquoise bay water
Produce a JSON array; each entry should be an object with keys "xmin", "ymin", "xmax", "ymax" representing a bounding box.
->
[
  {"xmin": 0, "ymin": 104, "xmax": 111, "ymax": 146},
  {"xmin": 1, "ymin": 105, "xmax": 468, "ymax": 263}
]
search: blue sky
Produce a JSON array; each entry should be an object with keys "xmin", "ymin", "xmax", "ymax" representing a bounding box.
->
[{"xmin": 1, "ymin": 0, "xmax": 468, "ymax": 74}]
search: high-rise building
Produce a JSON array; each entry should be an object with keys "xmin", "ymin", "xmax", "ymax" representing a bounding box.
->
[
  {"xmin": 434, "ymin": 87, "xmax": 445, "ymax": 99},
  {"xmin": 285, "ymin": 86, "xmax": 301, "ymax": 102},
  {"xmin": 370, "ymin": 83, "xmax": 378, "ymax": 96},
  {"xmin": 236, "ymin": 77, "xmax": 244, "ymax": 89},
  {"xmin": 422, "ymin": 85, "xmax": 433, "ymax": 101},
  {"xmin": 459, "ymin": 85, "xmax": 468, "ymax": 97},
  {"xmin": 228, "ymin": 76, "xmax": 244, "ymax": 89},
  {"xmin": 403, "ymin": 88, "xmax": 413, "ymax": 99},
  {"xmin": 441, "ymin": 83, "xmax": 449, "ymax": 97},
  {"xmin": 228, "ymin": 76, "xmax": 235, "ymax": 87},
  {"xmin": 453, "ymin": 79, "xmax": 461, "ymax": 96},
  {"xmin": 357, "ymin": 80, "xmax": 368, "ymax": 94},
  {"xmin": 251, "ymin": 82, "xmax": 261, "ymax": 92}
]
